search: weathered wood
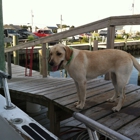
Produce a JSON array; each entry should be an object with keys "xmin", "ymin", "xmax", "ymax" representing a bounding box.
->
[
  {"xmin": 107, "ymin": 25, "xmax": 115, "ymax": 49},
  {"xmin": 104, "ymin": 25, "xmax": 115, "ymax": 80},
  {"xmin": 12, "ymin": 35, "xmax": 19, "ymax": 65},
  {"xmin": 48, "ymin": 101, "xmax": 60, "ymax": 136},
  {"xmin": 39, "ymin": 49, "xmax": 43, "ymax": 75},
  {"xmin": 93, "ymin": 40, "xmax": 98, "ymax": 51},
  {"xmin": 118, "ymin": 117, "xmax": 140, "ymax": 139},
  {"xmin": 42, "ymin": 43, "xmax": 47, "ymax": 78},
  {"xmin": 98, "ymin": 101, "xmax": 140, "ymax": 130}
]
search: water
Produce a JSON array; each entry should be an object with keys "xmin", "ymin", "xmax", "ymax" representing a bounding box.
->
[{"xmin": 49, "ymin": 56, "xmax": 140, "ymax": 86}]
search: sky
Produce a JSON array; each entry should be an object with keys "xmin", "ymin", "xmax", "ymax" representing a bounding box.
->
[{"xmin": 2, "ymin": 0, "xmax": 140, "ymax": 28}]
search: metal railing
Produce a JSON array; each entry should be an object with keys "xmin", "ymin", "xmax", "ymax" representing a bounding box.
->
[
  {"xmin": 73, "ymin": 112, "xmax": 131, "ymax": 140},
  {"xmin": 0, "ymin": 70, "xmax": 15, "ymax": 109}
]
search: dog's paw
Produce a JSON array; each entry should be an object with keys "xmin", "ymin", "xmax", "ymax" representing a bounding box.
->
[
  {"xmin": 76, "ymin": 104, "xmax": 83, "ymax": 110},
  {"xmin": 112, "ymin": 106, "xmax": 120, "ymax": 112},
  {"xmin": 74, "ymin": 102, "xmax": 80, "ymax": 106},
  {"xmin": 107, "ymin": 98, "xmax": 116, "ymax": 102}
]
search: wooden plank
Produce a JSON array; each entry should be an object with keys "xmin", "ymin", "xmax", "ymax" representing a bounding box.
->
[
  {"xmin": 43, "ymin": 80, "xmax": 111, "ymax": 100},
  {"xmin": 8, "ymin": 79, "xmax": 75, "ymax": 93},
  {"xmin": 98, "ymin": 100, "xmax": 140, "ymax": 130},
  {"xmin": 34, "ymin": 79, "xmax": 106, "ymax": 96},
  {"xmin": 55, "ymin": 82, "xmax": 114, "ymax": 106},
  {"xmin": 65, "ymin": 84, "xmax": 138, "ymax": 112},
  {"xmin": 81, "ymin": 86, "xmax": 140, "ymax": 120},
  {"xmin": 118, "ymin": 117, "xmax": 140, "ymax": 139},
  {"xmin": 110, "ymin": 15, "xmax": 140, "ymax": 26},
  {"xmin": 8, "ymin": 77, "xmax": 72, "ymax": 87}
]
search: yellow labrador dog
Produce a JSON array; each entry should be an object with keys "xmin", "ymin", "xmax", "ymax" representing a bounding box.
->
[{"xmin": 48, "ymin": 43, "xmax": 140, "ymax": 112}]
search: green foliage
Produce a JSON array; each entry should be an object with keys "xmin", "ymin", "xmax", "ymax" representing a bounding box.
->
[
  {"xmin": 21, "ymin": 25, "xmax": 28, "ymax": 29},
  {"xmin": 136, "ymin": 31, "xmax": 140, "ymax": 36},
  {"xmin": 28, "ymin": 35, "xmax": 34, "ymax": 41},
  {"xmin": 81, "ymin": 36, "xmax": 89, "ymax": 43},
  {"xmin": 92, "ymin": 33, "xmax": 99, "ymax": 37},
  {"xmin": 123, "ymin": 33, "xmax": 129, "ymax": 39},
  {"xmin": 62, "ymin": 24, "xmax": 70, "ymax": 28},
  {"xmin": 70, "ymin": 26, "xmax": 75, "ymax": 29},
  {"xmin": 116, "ymin": 34, "xmax": 124, "ymax": 39},
  {"xmin": 53, "ymin": 28, "xmax": 57, "ymax": 33}
]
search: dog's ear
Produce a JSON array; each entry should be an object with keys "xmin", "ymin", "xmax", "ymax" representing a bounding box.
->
[{"xmin": 63, "ymin": 46, "xmax": 73, "ymax": 61}]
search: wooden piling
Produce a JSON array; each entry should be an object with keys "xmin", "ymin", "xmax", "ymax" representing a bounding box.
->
[
  {"xmin": 13, "ymin": 35, "xmax": 19, "ymax": 65},
  {"xmin": 104, "ymin": 25, "xmax": 115, "ymax": 80},
  {"xmin": 93, "ymin": 39, "xmax": 98, "ymax": 51},
  {"xmin": 39, "ymin": 43, "xmax": 49, "ymax": 77}
]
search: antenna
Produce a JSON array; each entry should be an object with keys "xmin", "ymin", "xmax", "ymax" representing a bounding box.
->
[
  {"xmin": 60, "ymin": 15, "xmax": 63, "ymax": 32},
  {"xmin": 31, "ymin": 10, "xmax": 34, "ymax": 31},
  {"xmin": 130, "ymin": 0, "xmax": 135, "ymax": 33},
  {"xmin": 132, "ymin": 0, "xmax": 135, "ymax": 15}
]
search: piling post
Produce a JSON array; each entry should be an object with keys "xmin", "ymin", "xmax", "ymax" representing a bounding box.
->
[
  {"xmin": 42, "ymin": 43, "xmax": 47, "ymax": 78},
  {"xmin": 104, "ymin": 25, "xmax": 115, "ymax": 80},
  {"xmin": 93, "ymin": 38, "xmax": 98, "ymax": 51},
  {"xmin": 0, "ymin": 0, "xmax": 5, "ymax": 71},
  {"xmin": 39, "ymin": 49, "xmax": 42, "ymax": 75},
  {"xmin": 46, "ymin": 43, "xmax": 50, "ymax": 76},
  {"xmin": 89, "ymin": 36, "xmax": 92, "ymax": 51},
  {"xmin": 124, "ymin": 35, "xmax": 127, "ymax": 51},
  {"xmin": 13, "ymin": 35, "xmax": 19, "ymax": 65},
  {"xmin": 39, "ymin": 43, "xmax": 49, "ymax": 77}
]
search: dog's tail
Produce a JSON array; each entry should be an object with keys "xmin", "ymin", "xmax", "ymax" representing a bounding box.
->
[{"xmin": 130, "ymin": 54, "xmax": 140, "ymax": 71}]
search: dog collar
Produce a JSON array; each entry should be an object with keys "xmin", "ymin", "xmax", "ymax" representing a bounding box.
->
[{"xmin": 66, "ymin": 47, "xmax": 73, "ymax": 65}]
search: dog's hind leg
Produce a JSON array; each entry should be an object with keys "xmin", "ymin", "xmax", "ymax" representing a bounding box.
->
[
  {"xmin": 112, "ymin": 64, "xmax": 133, "ymax": 112},
  {"xmin": 112, "ymin": 73, "xmax": 129, "ymax": 112},
  {"xmin": 107, "ymin": 72, "xmax": 119, "ymax": 102}
]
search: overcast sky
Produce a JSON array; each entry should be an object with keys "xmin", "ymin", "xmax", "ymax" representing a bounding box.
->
[{"xmin": 2, "ymin": 0, "xmax": 140, "ymax": 28}]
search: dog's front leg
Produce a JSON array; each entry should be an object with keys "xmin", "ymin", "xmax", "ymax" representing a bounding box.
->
[
  {"xmin": 75, "ymin": 80, "xmax": 87, "ymax": 110},
  {"xmin": 74, "ymin": 81, "xmax": 81, "ymax": 106}
]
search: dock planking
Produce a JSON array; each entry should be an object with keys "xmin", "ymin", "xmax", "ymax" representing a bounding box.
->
[{"xmin": 1, "ymin": 63, "xmax": 140, "ymax": 139}]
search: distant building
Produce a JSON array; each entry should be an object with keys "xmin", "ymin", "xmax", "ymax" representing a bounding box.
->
[
  {"xmin": 47, "ymin": 26, "xmax": 58, "ymax": 33},
  {"xmin": 3, "ymin": 24, "xmax": 21, "ymax": 30}
]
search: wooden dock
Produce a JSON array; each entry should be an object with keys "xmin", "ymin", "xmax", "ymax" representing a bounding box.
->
[{"xmin": 1, "ymin": 63, "xmax": 140, "ymax": 139}]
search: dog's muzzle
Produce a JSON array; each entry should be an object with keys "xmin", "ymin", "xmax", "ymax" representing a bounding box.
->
[{"xmin": 49, "ymin": 60, "xmax": 64, "ymax": 71}]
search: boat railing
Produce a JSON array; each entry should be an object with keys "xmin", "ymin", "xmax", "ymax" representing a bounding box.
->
[{"xmin": 73, "ymin": 112, "xmax": 131, "ymax": 140}]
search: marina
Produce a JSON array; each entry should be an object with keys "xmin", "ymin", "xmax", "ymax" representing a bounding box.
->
[{"xmin": 1, "ymin": 14, "xmax": 140, "ymax": 139}]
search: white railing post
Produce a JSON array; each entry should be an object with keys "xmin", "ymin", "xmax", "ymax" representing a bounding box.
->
[{"xmin": 0, "ymin": 70, "xmax": 15, "ymax": 109}]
